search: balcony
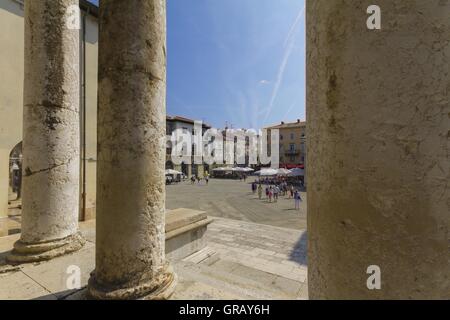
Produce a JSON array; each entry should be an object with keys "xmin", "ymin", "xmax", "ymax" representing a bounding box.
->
[{"xmin": 285, "ymin": 150, "xmax": 300, "ymax": 156}]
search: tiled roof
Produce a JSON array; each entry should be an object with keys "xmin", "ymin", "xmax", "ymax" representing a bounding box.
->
[
  {"xmin": 166, "ymin": 115, "xmax": 212, "ymax": 128},
  {"xmin": 265, "ymin": 120, "xmax": 306, "ymax": 129}
]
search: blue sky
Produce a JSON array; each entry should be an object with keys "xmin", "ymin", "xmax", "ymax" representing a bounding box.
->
[{"xmin": 88, "ymin": 0, "xmax": 305, "ymax": 129}]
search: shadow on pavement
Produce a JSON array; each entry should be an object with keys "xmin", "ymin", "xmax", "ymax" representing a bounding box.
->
[{"xmin": 289, "ymin": 231, "xmax": 307, "ymax": 266}]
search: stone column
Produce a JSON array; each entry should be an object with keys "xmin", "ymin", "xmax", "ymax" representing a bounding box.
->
[
  {"xmin": 307, "ymin": 0, "xmax": 450, "ymax": 299},
  {"xmin": 7, "ymin": 0, "xmax": 84, "ymax": 263},
  {"xmin": 197, "ymin": 165, "xmax": 205, "ymax": 179},
  {"xmin": 186, "ymin": 164, "xmax": 192, "ymax": 178},
  {"xmin": 88, "ymin": 0, "xmax": 176, "ymax": 300},
  {"xmin": 0, "ymin": 149, "xmax": 9, "ymax": 237}
]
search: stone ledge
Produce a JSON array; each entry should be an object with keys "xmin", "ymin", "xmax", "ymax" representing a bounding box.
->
[
  {"xmin": 165, "ymin": 208, "xmax": 213, "ymax": 262},
  {"xmin": 166, "ymin": 217, "xmax": 213, "ymax": 240},
  {"xmin": 166, "ymin": 208, "xmax": 208, "ymax": 233}
]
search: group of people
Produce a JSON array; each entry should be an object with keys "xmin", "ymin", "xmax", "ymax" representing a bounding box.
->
[
  {"xmin": 259, "ymin": 176, "xmax": 304, "ymax": 188},
  {"xmin": 190, "ymin": 175, "xmax": 209, "ymax": 185},
  {"xmin": 251, "ymin": 181, "xmax": 303, "ymax": 210}
]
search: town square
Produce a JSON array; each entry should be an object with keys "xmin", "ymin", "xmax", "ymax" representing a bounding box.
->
[{"xmin": 0, "ymin": 0, "xmax": 448, "ymax": 304}]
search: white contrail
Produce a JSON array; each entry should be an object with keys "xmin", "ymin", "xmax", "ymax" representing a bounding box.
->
[
  {"xmin": 284, "ymin": 4, "xmax": 306, "ymax": 48},
  {"xmin": 263, "ymin": 4, "xmax": 305, "ymax": 125}
]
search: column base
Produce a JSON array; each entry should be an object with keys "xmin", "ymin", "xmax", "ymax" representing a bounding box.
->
[
  {"xmin": 87, "ymin": 264, "xmax": 177, "ymax": 300},
  {"xmin": 6, "ymin": 232, "xmax": 85, "ymax": 264}
]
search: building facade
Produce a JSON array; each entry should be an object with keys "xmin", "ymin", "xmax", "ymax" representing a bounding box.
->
[
  {"xmin": 266, "ymin": 120, "xmax": 306, "ymax": 169},
  {"xmin": 166, "ymin": 115, "xmax": 211, "ymax": 178}
]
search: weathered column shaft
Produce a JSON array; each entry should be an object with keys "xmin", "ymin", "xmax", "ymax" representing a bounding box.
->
[
  {"xmin": 307, "ymin": 0, "xmax": 450, "ymax": 299},
  {"xmin": 88, "ymin": 0, "xmax": 176, "ymax": 300},
  {"xmin": 0, "ymin": 150, "xmax": 9, "ymax": 237},
  {"xmin": 8, "ymin": 0, "xmax": 84, "ymax": 263}
]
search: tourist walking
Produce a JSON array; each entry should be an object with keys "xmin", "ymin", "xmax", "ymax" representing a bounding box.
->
[
  {"xmin": 268, "ymin": 186, "xmax": 273, "ymax": 203},
  {"xmin": 294, "ymin": 190, "xmax": 302, "ymax": 210},
  {"xmin": 258, "ymin": 184, "xmax": 262, "ymax": 200},
  {"xmin": 273, "ymin": 185, "xmax": 279, "ymax": 202}
]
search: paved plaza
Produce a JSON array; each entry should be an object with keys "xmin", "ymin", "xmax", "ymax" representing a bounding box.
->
[
  {"xmin": 0, "ymin": 217, "xmax": 308, "ymax": 300},
  {"xmin": 167, "ymin": 178, "xmax": 307, "ymax": 230},
  {"xmin": 6, "ymin": 177, "xmax": 306, "ymax": 236},
  {"xmin": 1, "ymin": 177, "xmax": 308, "ymax": 299}
]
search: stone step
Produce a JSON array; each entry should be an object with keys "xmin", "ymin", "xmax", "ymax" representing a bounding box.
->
[
  {"xmin": 204, "ymin": 259, "xmax": 305, "ymax": 299},
  {"xmin": 175, "ymin": 258, "xmax": 300, "ymax": 299},
  {"xmin": 182, "ymin": 247, "xmax": 218, "ymax": 264}
]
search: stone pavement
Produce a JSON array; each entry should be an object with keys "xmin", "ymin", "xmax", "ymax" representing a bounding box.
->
[
  {"xmin": 5, "ymin": 178, "xmax": 307, "ymax": 236},
  {"xmin": 174, "ymin": 217, "xmax": 308, "ymax": 299},
  {"xmin": 167, "ymin": 178, "xmax": 307, "ymax": 230},
  {"xmin": 0, "ymin": 217, "xmax": 308, "ymax": 300},
  {"xmin": 6, "ymin": 195, "xmax": 21, "ymax": 236}
]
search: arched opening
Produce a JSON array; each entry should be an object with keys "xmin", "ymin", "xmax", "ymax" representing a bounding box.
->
[
  {"xmin": 9, "ymin": 142, "xmax": 22, "ymax": 201},
  {"xmin": 191, "ymin": 164, "xmax": 198, "ymax": 178},
  {"xmin": 7, "ymin": 141, "xmax": 22, "ymax": 235},
  {"xmin": 181, "ymin": 162, "xmax": 188, "ymax": 177},
  {"xmin": 165, "ymin": 161, "xmax": 174, "ymax": 170}
]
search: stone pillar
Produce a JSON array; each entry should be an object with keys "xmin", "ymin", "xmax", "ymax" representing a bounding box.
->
[
  {"xmin": 7, "ymin": 0, "xmax": 84, "ymax": 263},
  {"xmin": 307, "ymin": 0, "xmax": 450, "ymax": 299},
  {"xmin": 197, "ymin": 165, "xmax": 205, "ymax": 178},
  {"xmin": 88, "ymin": 0, "xmax": 176, "ymax": 300},
  {"xmin": 186, "ymin": 164, "xmax": 192, "ymax": 178},
  {"xmin": 0, "ymin": 149, "xmax": 9, "ymax": 237}
]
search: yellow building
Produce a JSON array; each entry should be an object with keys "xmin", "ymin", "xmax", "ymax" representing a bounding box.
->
[{"xmin": 265, "ymin": 120, "xmax": 306, "ymax": 169}]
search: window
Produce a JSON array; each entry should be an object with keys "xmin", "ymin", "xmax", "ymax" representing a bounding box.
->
[
  {"xmin": 290, "ymin": 133, "xmax": 294, "ymax": 140},
  {"xmin": 289, "ymin": 144, "xmax": 295, "ymax": 151}
]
